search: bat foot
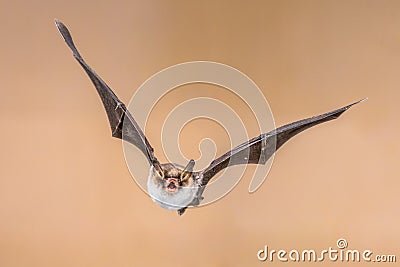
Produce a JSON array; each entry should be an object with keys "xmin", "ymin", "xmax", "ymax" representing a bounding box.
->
[{"xmin": 177, "ymin": 207, "xmax": 187, "ymax": 216}]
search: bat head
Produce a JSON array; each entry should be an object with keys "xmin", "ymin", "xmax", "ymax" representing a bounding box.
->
[{"xmin": 147, "ymin": 160, "xmax": 199, "ymax": 210}]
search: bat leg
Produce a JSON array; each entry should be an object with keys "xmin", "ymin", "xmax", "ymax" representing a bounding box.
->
[
  {"xmin": 177, "ymin": 195, "xmax": 204, "ymax": 215},
  {"xmin": 192, "ymin": 196, "xmax": 204, "ymax": 206}
]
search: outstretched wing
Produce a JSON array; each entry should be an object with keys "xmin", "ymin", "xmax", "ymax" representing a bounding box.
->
[
  {"xmin": 55, "ymin": 20, "xmax": 161, "ymax": 170},
  {"xmin": 200, "ymin": 99, "xmax": 365, "ymax": 185}
]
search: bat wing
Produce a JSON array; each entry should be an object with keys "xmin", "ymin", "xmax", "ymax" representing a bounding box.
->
[
  {"xmin": 199, "ymin": 99, "xmax": 365, "ymax": 186},
  {"xmin": 55, "ymin": 20, "xmax": 161, "ymax": 170}
]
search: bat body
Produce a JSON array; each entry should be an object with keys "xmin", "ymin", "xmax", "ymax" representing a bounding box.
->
[
  {"xmin": 56, "ymin": 20, "xmax": 364, "ymax": 215},
  {"xmin": 147, "ymin": 164, "xmax": 199, "ymax": 211}
]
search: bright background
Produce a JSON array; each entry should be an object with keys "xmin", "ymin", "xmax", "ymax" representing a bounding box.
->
[{"xmin": 0, "ymin": 0, "xmax": 399, "ymax": 266}]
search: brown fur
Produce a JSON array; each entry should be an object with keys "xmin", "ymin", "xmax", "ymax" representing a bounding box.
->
[{"xmin": 160, "ymin": 163, "xmax": 183, "ymax": 178}]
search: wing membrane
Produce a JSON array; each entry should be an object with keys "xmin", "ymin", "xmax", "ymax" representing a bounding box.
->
[
  {"xmin": 200, "ymin": 99, "xmax": 365, "ymax": 185},
  {"xmin": 55, "ymin": 20, "xmax": 160, "ymax": 169}
]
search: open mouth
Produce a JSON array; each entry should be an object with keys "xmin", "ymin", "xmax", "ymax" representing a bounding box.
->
[{"xmin": 166, "ymin": 178, "xmax": 178, "ymax": 192}]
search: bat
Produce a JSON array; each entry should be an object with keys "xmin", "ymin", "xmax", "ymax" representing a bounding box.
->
[{"xmin": 55, "ymin": 20, "xmax": 364, "ymax": 215}]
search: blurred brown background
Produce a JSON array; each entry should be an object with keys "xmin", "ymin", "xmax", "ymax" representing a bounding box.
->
[{"xmin": 0, "ymin": 0, "xmax": 399, "ymax": 266}]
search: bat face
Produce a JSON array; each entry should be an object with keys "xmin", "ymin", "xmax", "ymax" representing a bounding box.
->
[{"xmin": 147, "ymin": 164, "xmax": 199, "ymax": 210}]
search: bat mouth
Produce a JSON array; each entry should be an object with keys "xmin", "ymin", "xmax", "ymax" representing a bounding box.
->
[{"xmin": 166, "ymin": 178, "xmax": 179, "ymax": 193}]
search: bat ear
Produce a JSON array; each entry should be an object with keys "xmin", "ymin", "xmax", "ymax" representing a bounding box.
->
[
  {"xmin": 180, "ymin": 160, "xmax": 195, "ymax": 181},
  {"xmin": 183, "ymin": 160, "xmax": 195, "ymax": 173},
  {"xmin": 153, "ymin": 163, "xmax": 164, "ymax": 179}
]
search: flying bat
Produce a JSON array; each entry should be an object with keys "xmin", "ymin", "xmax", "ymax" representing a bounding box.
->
[{"xmin": 55, "ymin": 20, "xmax": 364, "ymax": 215}]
